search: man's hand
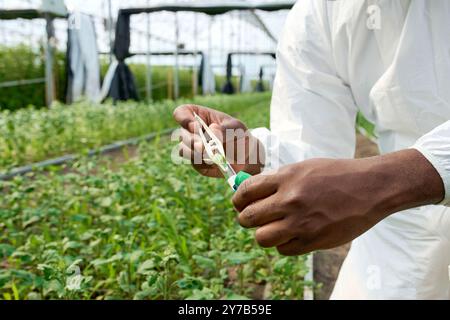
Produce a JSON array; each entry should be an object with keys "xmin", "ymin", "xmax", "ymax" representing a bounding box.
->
[
  {"xmin": 173, "ymin": 104, "xmax": 264, "ymax": 177},
  {"xmin": 232, "ymin": 149, "xmax": 445, "ymax": 256}
]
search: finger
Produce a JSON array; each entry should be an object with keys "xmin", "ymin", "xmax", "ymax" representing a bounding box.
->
[
  {"xmin": 178, "ymin": 143, "xmax": 220, "ymax": 173},
  {"xmin": 276, "ymin": 238, "xmax": 313, "ymax": 256},
  {"xmin": 232, "ymin": 174, "xmax": 278, "ymax": 212},
  {"xmin": 173, "ymin": 104, "xmax": 200, "ymax": 133},
  {"xmin": 254, "ymin": 219, "xmax": 294, "ymax": 248},
  {"xmin": 178, "ymin": 143, "xmax": 204, "ymax": 165},
  {"xmin": 210, "ymin": 121, "xmax": 246, "ymax": 145},
  {"xmin": 238, "ymin": 195, "xmax": 286, "ymax": 228},
  {"xmin": 209, "ymin": 123, "xmax": 224, "ymax": 143},
  {"xmin": 180, "ymin": 128, "xmax": 203, "ymax": 152}
]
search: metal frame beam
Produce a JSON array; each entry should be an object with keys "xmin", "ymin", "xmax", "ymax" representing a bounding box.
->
[{"xmin": 118, "ymin": 2, "xmax": 295, "ymax": 16}]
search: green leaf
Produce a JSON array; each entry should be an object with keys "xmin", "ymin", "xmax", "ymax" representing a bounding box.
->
[
  {"xmin": 128, "ymin": 250, "xmax": 144, "ymax": 263},
  {"xmin": 167, "ymin": 177, "xmax": 184, "ymax": 193},
  {"xmin": 225, "ymin": 252, "xmax": 254, "ymax": 265},
  {"xmin": 43, "ymin": 279, "xmax": 64, "ymax": 298},
  {"xmin": 91, "ymin": 253, "xmax": 123, "ymax": 267},
  {"xmin": 273, "ymin": 257, "xmax": 290, "ymax": 273},
  {"xmin": 63, "ymin": 241, "xmax": 82, "ymax": 252},
  {"xmin": 225, "ymin": 292, "xmax": 250, "ymax": 300},
  {"xmin": 137, "ymin": 259, "xmax": 155, "ymax": 275},
  {"xmin": 186, "ymin": 288, "xmax": 215, "ymax": 300},
  {"xmin": 22, "ymin": 216, "xmax": 40, "ymax": 228},
  {"xmin": 192, "ymin": 255, "xmax": 216, "ymax": 270},
  {"xmin": 118, "ymin": 271, "xmax": 131, "ymax": 292},
  {"xmin": 100, "ymin": 197, "xmax": 113, "ymax": 208},
  {"xmin": 0, "ymin": 244, "xmax": 15, "ymax": 258},
  {"xmin": 176, "ymin": 277, "xmax": 203, "ymax": 290},
  {"xmin": 0, "ymin": 274, "xmax": 11, "ymax": 288}
]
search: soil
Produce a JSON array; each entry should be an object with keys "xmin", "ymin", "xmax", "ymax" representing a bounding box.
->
[{"xmin": 313, "ymin": 133, "xmax": 379, "ymax": 300}]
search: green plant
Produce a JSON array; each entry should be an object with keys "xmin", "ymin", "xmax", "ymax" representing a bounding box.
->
[
  {"xmin": 0, "ymin": 93, "xmax": 271, "ymax": 172},
  {"xmin": 0, "ymin": 94, "xmax": 310, "ymax": 299},
  {"xmin": 0, "ymin": 44, "xmax": 248, "ymax": 112},
  {"xmin": 0, "ymin": 45, "xmax": 66, "ymax": 111}
]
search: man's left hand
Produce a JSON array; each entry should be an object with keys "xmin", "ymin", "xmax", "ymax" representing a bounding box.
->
[{"xmin": 232, "ymin": 149, "xmax": 444, "ymax": 256}]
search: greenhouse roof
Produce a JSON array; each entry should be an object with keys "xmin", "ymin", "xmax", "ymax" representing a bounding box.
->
[
  {"xmin": 0, "ymin": 8, "xmax": 66, "ymax": 20},
  {"xmin": 119, "ymin": 1, "xmax": 295, "ymax": 16}
]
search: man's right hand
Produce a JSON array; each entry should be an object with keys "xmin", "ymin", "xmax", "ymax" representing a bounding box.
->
[{"xmin": 173, "ymin": 104, "xmax": 264, "ymax": 178}]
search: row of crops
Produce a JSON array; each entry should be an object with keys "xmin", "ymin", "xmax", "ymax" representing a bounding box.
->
[
  {"xmin": 1, "ymin": 45, "xmax": 243, "ymax": 111},
  {"xmin": 0, "ymin": 94, "xmax": 270, "ymax": 172},
  {"xmin": 0, "ymin": 45, "xmax": 197, "ymax": 111},
  {"xmin": 0, "ymin": 93, "xmax": 311, "ymax": 300},
  {"xmin": 0, "ymin": 45, "xmax": 66, "ymax": 111}
]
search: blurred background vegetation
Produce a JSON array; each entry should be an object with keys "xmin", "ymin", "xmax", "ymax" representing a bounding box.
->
[
  {"xmin": 0, "ymin": 45, "xmax": 374, "ymax": 139},
  {"xmin": 0, "ymin": 45, "xmax": 249, "ymax": 111},
  {"xmin": 0, "ymin": 45, "xmax": 66, "ymax": 111}
]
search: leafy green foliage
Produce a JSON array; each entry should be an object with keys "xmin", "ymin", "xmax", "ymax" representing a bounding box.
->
[
  {"xmin": 0, "ymin": 94, "xmax": 310, "ymax": 300},
  {"xmin": 0, "ymin": 146, "xmax": 310, "ymax": 300},
  {"xmin": 103, "ymin": 62, "xmax": 198, "ymax": 102},
  {"xmin": 0, "ymin": 45, "xmax": 66, "ymax": 111},
  {"xmin": 0, "ymin": 93, "xmax": 271, "ymax": 172},
  {"xmin": 0, "ymin": 45, "xmax": 199, "ymax": 111},
  {"xmin": 357, "ymin": 113, "xmax": 376, "ymax": 138},
  {"xmin": 1, "ymin": 45, "xmax": 251, "ymax": 111}
]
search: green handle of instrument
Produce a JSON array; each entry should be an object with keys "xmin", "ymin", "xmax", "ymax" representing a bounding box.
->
[{"xmin": 233, "ymin": 171, "xmax": 252, "ymax": 191}]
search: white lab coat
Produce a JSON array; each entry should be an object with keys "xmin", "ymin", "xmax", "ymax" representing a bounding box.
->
[{"xmin": 252, "ymin": 0, "xmax": 450, "ymax": 299}]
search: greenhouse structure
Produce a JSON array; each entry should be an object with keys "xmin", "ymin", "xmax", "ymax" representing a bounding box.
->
[
  {"xmin": 104, "ymin": 1, "xmax": 295, "ymax": 101},
  {"xmin": 0, "ymin": 0, "xmax": 406, "ymax": 305}
]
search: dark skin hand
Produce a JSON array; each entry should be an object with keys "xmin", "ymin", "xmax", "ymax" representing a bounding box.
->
[
  {"xmin": 173, "ymin": 104, "xmax": 264, "ymax": 177},
  {"xmin": 233, "ymin": 150, "xmax": 445, "ymax": 256},
  {"xmin": 174, "ymin": 105, "xmax": 445, "ymax": 256}
]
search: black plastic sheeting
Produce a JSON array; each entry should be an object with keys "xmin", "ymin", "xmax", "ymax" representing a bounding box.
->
[
  {"xmin": 114, "ymin": 13, "xmax": 131, "ymax": 61},
  {"xmin": 222, "ymin": 52, "xmax": 275, "ymax": 94},
  {"xmin": 109, "ymin": 13, "xmax": 139, "ymax": 101},
  {"xmin": 65, "ymin": 26, "xmax": 74, "ymax": 103},
  {"xmin": 198, "ymin": 55, "xmax": 205, "ymax": 89},
  {"xmin": 119, "ymin": 2, "xmax": 295, "ymax": 16},
  {"xmin": 255, "ymin": 66, "xmax": 265, "ymax": 92},
  {"xmin": 108, "ymin": 62, "xmax": 139, "ymax": 101},
  {"xmin": 222, "ymin": 54, "xmax": 235, "ymax": 94}
]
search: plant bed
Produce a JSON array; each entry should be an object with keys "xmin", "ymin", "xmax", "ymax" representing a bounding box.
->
[{"xmin": 0, "ymin": 140, "xmax": 311, "ymax": 300}]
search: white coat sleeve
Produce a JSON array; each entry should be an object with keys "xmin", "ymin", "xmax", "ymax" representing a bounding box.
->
[
  {"xmin": 251, "ymin": 0, "xmax": 358, "ymax": 171},
  {"xmin": 412, "ymin": 121, "xmax": 450, "ymax": 206}
]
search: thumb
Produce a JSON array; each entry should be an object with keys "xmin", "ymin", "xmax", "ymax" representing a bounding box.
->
[{"xmin": 210, "ymin": 118, "xmax": 247, "ymax": 144}]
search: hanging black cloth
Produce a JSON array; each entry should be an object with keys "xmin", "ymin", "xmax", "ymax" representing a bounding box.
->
[
  {"xmin": 255, "ymin": 66, "xmax": 265, "ymax": 92},
  {"xmin": 65, "ymin": 26, "xmax": 73, "ymax": 103},
  {"xmin": 198, "ymin": 54, "xmax": 204, "ymax": 88},
  {"xmin": 107, "ymin": 11, "xmax": 139, "ymax": 101},
  {"xmin": 221, "ymin": 54, "xmax": 235, "ymax": 94}
]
